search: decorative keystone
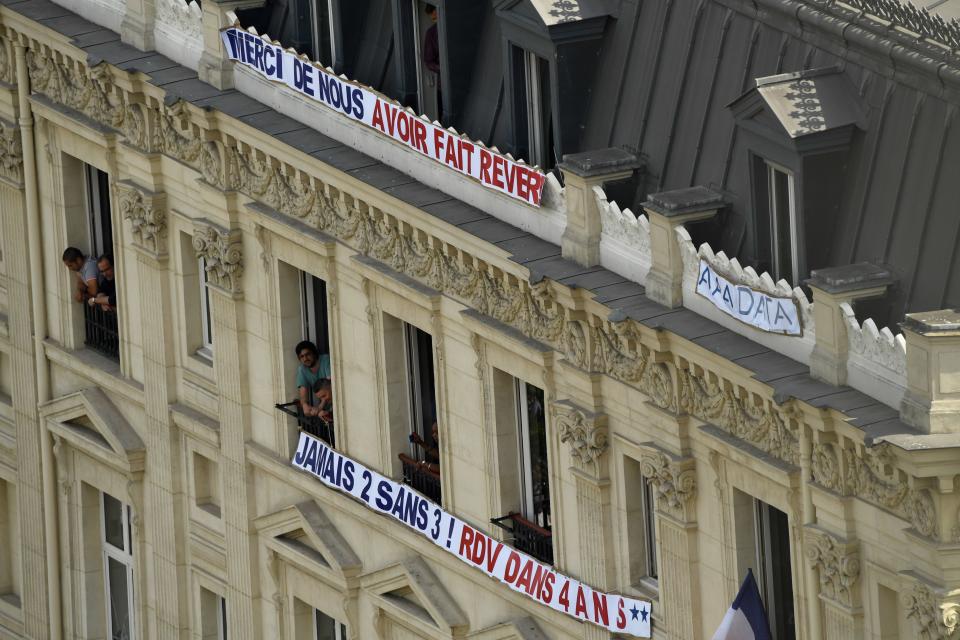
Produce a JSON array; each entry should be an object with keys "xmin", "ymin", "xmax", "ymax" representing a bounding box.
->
[
  {"xmin": 559, "ymin": 148, "xmax": 641, "ymax": 268},
  {"xmin": 900, "ymin": 309, "xmax": 960, "ymax": 434},
  {"xmin": 805, "ymin": 262, "xmax": 894, "ymax": 386},
  {"xmin": 643, "ymin": 186, "xmax": 724, "ymax": 308}
]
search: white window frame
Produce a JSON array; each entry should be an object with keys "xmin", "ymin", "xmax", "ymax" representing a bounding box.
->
[
  {"xmin": 217, "ymin": 595, "xmax": 228, "ymax": 640},
  {"xmin": 523, "ymin": 49, "xmax": 547, "ymax": 169},
  {"xmin": 300, "ymin": 272, "xmax": 326, "ymax": 348},
  {"xmin": 403, "ymin": 323, "xmax": 430, "ymax": 452},
  {"xmin": 640, "ymin": 480, "xmax": 658, "ymax": 583},
  {"xmin": 308, "ymin": 0, "xmax": 336, "ymax": 68},
  {"xmin": 765, "ymin": 160, "xmax": 799, "ymax": 283},
  {"xmin": 314, "ymin": 607, "xmax": 347, "ymax": 640},
  {"xmin": 514, "ymin": 379, "xmax": 550, "ymax": 529},
  {"xmin": 198, "ymin": 257, "xmax": 214, "ymax": 360},
  {"xmin": 101, "ymin": 492, "xmax": 135, "ymax": 640},
  {"xmin": 85, "ymin": 163, "xmax": 111, "ymax": 258}
]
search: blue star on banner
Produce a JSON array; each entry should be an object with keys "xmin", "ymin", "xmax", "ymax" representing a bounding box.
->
[
  {"xmin": 640, "ymin": 606, "xmax": 649, "ymax": 622},
  {"xmin": 630, "ymin": 605, "xmax": 639, "ymax": 621}
]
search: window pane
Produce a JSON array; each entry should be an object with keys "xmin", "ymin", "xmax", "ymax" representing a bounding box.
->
[
  {"xmin": 107, "ymin": 557, "xmax": 132, "ymax": 640},
  {"xmin": 524, "ymin": 384, "xmax": 550, "ymax": 530},
  {"xmin": 315, "ymin": 609, "xmax": 339, "ymax": 640},
  {"xmin": 102, "ymin": 493, "xmax": 125, "ymax": 551},
  {"xmin": 642, "ymin": 482, "xmax": 658, "ymax": 580},
  {"xmin": 771, "ymin": 167, "xmax": 793, "ymax": 281},
  {"xmin": 756, "ymin": 501, "xmax": 796, "ymax": 640}
]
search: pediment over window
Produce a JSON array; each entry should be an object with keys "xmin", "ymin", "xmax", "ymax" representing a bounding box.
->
[
  {"xmin": 364, "ymin": 557, "xmax": 469, "ymax": 637},
  {"xmin": 728, "ymin": 67, "xmax": 864, "ymax": 153},
  {"xmin": 39, "ymin": 388, "xmax": 145, "ymax": 473},
  {"xmin": 256, "ymin": 500, "xmax": 362, "ymax": 581},
  {"xmin": 467, "ymin": 616, "xmax": 549, "ymax": 639},
  {"xmin": 497, "ymin": 0, "xmax": 610, "ymax": 42}
]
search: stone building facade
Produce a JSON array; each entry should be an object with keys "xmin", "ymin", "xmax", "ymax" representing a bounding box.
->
[{"xmin": 0, "ymin": 0, "xmax": 959, "ymax": 639}]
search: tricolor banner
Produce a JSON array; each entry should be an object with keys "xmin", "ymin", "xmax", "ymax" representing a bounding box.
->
[
  {"xmin": 291, "ymin": 431, "xmax": 652, "ymax": 637},
  {"xmin": 221, "ymin": 27, "xmax": 547, "ymax": 207}
]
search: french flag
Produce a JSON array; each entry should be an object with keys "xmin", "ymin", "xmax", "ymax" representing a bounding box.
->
[{"xmin": 711, "ymin": 570, "xmax": 772, "ymax": 640}]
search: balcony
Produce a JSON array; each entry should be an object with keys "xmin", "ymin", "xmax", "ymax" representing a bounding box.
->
[
  {"xmin": 491, "ymin": 513, "xmax": 553, "ymax": 565},
  {"xmin": 275, "ymin": 401, "xmax": 335, "ymax": 448},
  {"xmin": 398, "ymin": 453, "xmax": 442, "ymax": 504},
  {"xmin": 83, "ymin": 304, "xmax": 119, "ymax": 361}
]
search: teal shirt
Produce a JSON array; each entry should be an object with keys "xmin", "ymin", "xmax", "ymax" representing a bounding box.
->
[{"xmin": 296, "ymin": 354, "xmax": 331, "ymax": 405}]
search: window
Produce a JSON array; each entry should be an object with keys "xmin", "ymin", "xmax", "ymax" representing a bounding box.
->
[
  {"xmin": 314, "ymin": 608, "xmax": 347, "ymax": 640},
  {"xmin": 101, "ymin": 492, "xmax": 135, "ymax": 640},
  {"xmin": 877, "ymin": 584, "xmax": 900, "ymax": 639},
  {"xmin": 308, "ymin": 0, "xmax": 335, "ymax": 68},
  {"xmin": 200, "ymin": 588, "xmax": 227, "ymax": 640},
  {"xmin": 754, "ymin": 158, "xmax": 798, "ymax": 283},
  {"xmin": 0, "ymin": 478, "xmax": 20, "ymax": 608},
  {"xmin": 516, "ymin": 380, "xmax": 550, "ymax": 530},
  {"xmin": 512, "ymin": 46, "xmax": 553, "ymax": 170},
  {"xmin": 85, "ymin": 163, "xmax": 113, "ymax": 259},
  {"xmin": 198, "ymin": 257, "xmax": 214, "ymax": 359},
  {"xmin": 641, "ymin": 482, "xmax": 657, "ymax": 581},
  {"xmin": 408, "ymin": 0, "xmax": 441, "ymax": 120},
  {"xmin": 301, "ymin": 273, "xmax": 330, "ymax": 357},
  {"xmin": 404, "ymin": 324, "xmax": 437, "ymax": 446},
  {"xmin": 754, "ymin": 500, "xmax": 795, "ymax": 640},
  {"xmin": 623, "ymin": 455, "xmax": 658, "ymax": 589},
  {"xmin": 193, "ymin": 453, "xmax": 222, "ymax": 518}
]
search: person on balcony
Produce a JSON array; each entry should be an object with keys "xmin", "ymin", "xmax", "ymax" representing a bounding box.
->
[
  {"xmin": 409, "ymin": 421, "xmax": 440, "ymax": 474},
  {"xmin": 62, "ymin": 247, "xmax": 99, "ymax": 303},
  {"xmin": 89, "ymin": 254, "xmax": 116, "ymax": 311},
  {"xmin": 295, "ymin": 340, "xmax": 331, "ymax": 417},
  {"xmin": 313, "ymin": 378, "xmax": 334, "ymax": 426}
]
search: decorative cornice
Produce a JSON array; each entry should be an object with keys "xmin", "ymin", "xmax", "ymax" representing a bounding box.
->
[
  {"xmin": 0, "ymin": 121, "xmax": 23, "ymax": 184},
  {"xmin": 803, "ymin": 528, "xmax": 860, "ymax": 608},
  {"xmin": 903, "ymin": 580, "xmax": 960, "ymax": 640},
  {"xmin": 553, "ymin": 400, "xmax": 607, "ymax": 468},
  {"xmin": 117, "ymin": 181, "xmax": 167, "ymax": 257},
  {"xmin": 192, "ymin": 221, "xmax": 244, "ymax": 294},
  {"xmin": 637, "ymin": 444, "xmax": 696, "ymax": 520}
]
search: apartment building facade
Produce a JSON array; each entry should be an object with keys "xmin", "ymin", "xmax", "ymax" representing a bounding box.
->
[{"xmin": 0, "ymin": 0, "xmax": 959, "ymax": 639}]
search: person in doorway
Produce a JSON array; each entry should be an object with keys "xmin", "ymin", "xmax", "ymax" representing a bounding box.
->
[
  {"xmin": 90, "ymin": 254, "xmax": 116, "ymax": 311},
  {"xmin": 423, "ymin": 4, "xmax": 442, "ymax": 121},
  {"xmin": 409, "ymin": 420, "xmax": 440, "ymax": 474},
  {"xmin": 295, "ymin": 340, "xmax": 331, "ymax": 416},
  {"xmin": 62, "ymin": 246, "xmax": 99, "ymax": 303}
]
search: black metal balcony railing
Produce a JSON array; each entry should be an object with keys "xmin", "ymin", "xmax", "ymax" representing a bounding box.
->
[
  {"xmin": 398, "ymin": 452, "xmax": 442, "ymax": 504},
  {"xmin": 275, "ymin": 401, "xmax": 335, "ymax": 447},
  {"xmin": 83, "ymin": 304, "xmax": 120, "ymax": 361},
  {"xmin": 491, "ymin": 512, "xmax": 553, "ymax": 565}
]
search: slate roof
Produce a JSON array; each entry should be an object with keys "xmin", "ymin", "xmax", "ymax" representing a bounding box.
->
[{"xmin": 0, "ymin": 0, "xmax": 922, "ymax": 446}]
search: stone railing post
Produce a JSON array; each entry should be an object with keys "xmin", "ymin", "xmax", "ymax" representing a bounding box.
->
[
  {"xmin": 900, "ymin": 310, "xmax": 960, "ymax": 434},
  {"xmin": 558, "ymin": 148, "xmax": 640, "ymax": 268},
  {"xmin": 199, "ymin": 0, "xmax": 261, "ymax": 89},
  {"xmin": 806, "ymin": 263, "xmax": 893, "ymax": 386},
  {"xmin": 643, "ymin": 187, "xmax": 723, "ymax": 308},
  {"xmin": 121, "ymin": 0, "xmax": 156, "ymax": 51},
  {"xmin": 804, "ymin": 526, "xmax": 863, "ymax": 639}
]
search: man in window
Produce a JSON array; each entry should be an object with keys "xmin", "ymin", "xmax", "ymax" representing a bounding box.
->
[
  {"xmin": 409, "ymin": 420, "xmax": 440, "ymax": 474},
  {"xmin": 423, "ymin": 4, "xmax": 442, "ymax": 120},
  {"xmin": 295, "ymin": 340, "xmax": 331, "ymax": 417},
  {"xmin": 90, "ymin": 254, "xmax": 116, "ymax": 311},
  {"xmin": 62, "ymin": 246, "xmax": 99, "ymax": 303},
  {"xmin": 313, "ymin": 378, "xmax": 334, "ymax": 426}
]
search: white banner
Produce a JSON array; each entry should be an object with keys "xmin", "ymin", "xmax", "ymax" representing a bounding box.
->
[
  {"xmin": 221, "ymin": 27, "xmax": 546, "ymax": 207},
  {"xmin": 291, "ymin": 431, "xmax": 652, "ymax": 637},
  {"xmin": 695, "ymin": 260, "xmax": 802, "ymax": 335}
]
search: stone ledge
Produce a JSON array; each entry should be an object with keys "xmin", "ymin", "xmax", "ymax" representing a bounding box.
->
[
  {"xmin": 642, "ymin": 186, "xmax": 726, "ymax": 218},
  {"xmin": 902, "ymin": 309, "xmax": 960, "ymax": 335},
  {"xmin": 807, "ymin": 262, "xmax": 894, "ymax": 294},
  {"xmin": 559, "ymin": 147, "xmax": 641, "ymax": 178}
]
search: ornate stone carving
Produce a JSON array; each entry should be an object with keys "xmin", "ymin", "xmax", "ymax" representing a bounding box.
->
[
  {"xmin": 811, "ymin": 442, "xmax": 840, "ymax": 491},
  {"xmin": 804, "ymin": 529, "xmax": 860, "ymax": 608},
  {"xmin": 678, "ymin": 367, "xmax": 799, "ymax": 464},
  {"xmin": 118, "ymin": 182, "xmax": 167, "ymax": 256},
  {"xmin": 155, "ymin": 0, "xmax": 202, "ymax": 45},
  {"xmin": 553, "ymin": 401, "xmax": 607, "ymax": 467},
  {"xmin": 638, "ymin": 446, "xmax": 697, "ymax": 518},
  {"xmin": 27, "ymin": 51, "xmax": 126, "ymax": 130},
  {"xmin": 0, "ymin": 121, "xmax": 23, "ymax": 184},
  {"xmin": 903, "ymin": 581, "xmax": 960, "ymax": 640},
  {"xmin": 843, "ymin": 444, "xmax": 939, "ymax": 540},
  {"xmin": 192, "ymin": 222, "xmax": 244, "ymax": 294},
  {"xmin": 564, "ymin": 320, "xmax": 586, "ymax": 369},
  {"xmin": 590, "ymin": 322, "xmax": 675, "ymax": 410}
]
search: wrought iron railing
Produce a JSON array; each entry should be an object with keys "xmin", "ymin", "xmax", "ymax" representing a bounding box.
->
[
  {"xmin": 398, "ymin": 453, "xmax": 442, "ymax": 504},
  {"xmin": 83, "ymin": 304, "xmax": 120, "ymax": 361},
  {"xmin": 491, "ymin": 512, "xmax": 553, "ymax": 565},
  {"xmin": 275, "ymin": 401, "xmax": 335, "ymax": 447}
]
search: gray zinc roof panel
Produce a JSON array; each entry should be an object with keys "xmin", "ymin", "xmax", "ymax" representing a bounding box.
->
[
  {"xmin": 349, "ymin": 163, "xmax": 418, "ymax": 190},
  {"xmin": 162, "ymin": 78, "xmax": 228, "ymax": 104},
  {"xmin": 239, "ymin": 111, "xmax": 306, "ymax": 136},
  {"xmin": 734, "ymin": 351, "xmax": 809, "ymax": 382},
  {"xmin": 15, "ymin": 0, "xmax": 70, "ymax": 20},
  {"xmin": 194, "ymin": 91, "xmax": 271, "ymax": 119},
  {"xmin": 421, "ymin": 200, "xmax": 491, "ymax": 226},
  {"xmin": 861, "ymin": 418, "xmax": 921, "ymax": 444},
  {"xmin": 807, "ymin": 388, "xmax": 879, "ymax": 413},
  {"xmin": 274, "ymin": 128, "xmax": 341, "ymax": 155},
  {"xmin": 588, "ymin": 281, "xmax": 647, "ymax": 304},
  {"xmin": 84, "ymin": 41, "xmax": 156, "ymax": 66},
  {"xmin": 382, "ymin": 182, "xmax": 453, "ymax": 209},
  {"xmin": 558, "ymin": 269, "xmax": 626, "ymax": 291},
  {"xmin": 691, "ymin": 330, "xmax": 770, "ymax": 361},
  {"xmin": 310, "ymin": 145, "xmax": 379, "ymax": 172},
  {"xmin": 846, "ymin": 403, "xmax": 900, "ymax": 427},
  {"xmin": 646, "ymin": 309, "xmax": 727, "ymax": 341},
  {"xmin": 116, "ymin": 53, "xmax": 179, "ymax": 75},
  {"xmin": 39, "ymin": 14, "xmax": 100, "ymax": 36},
  {"xmin": 525, "ymin": 255, "xmax": 603, "ymax": 282},
  {"xmin": 459, "ymin": 218, "xmax": 530, "ymax": 244},
  {"xmin": 143, "ymin": 64, "xmax": 196, "ymax": 86},
  {"xmin": 70, "ymin": 28, "xmax": 119, "ymax": 48},
  {"xmin": 769, "ymin": 374, "xmax": 845, "ymax": 404},
  {"xmin": 500, "ymin": 236, "xmax": 561, "ymax": 265}
]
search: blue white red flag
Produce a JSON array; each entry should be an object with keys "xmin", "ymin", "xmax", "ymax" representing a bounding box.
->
[{"xmin": 711, "ymin": 570, "xmax": 772, "ymax": 640}]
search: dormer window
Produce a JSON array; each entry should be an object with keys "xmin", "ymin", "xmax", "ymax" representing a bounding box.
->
[
  {"xmin": 758, "ymin": 159, "xmax": 798, "ymax": 283},
  {"xmin": 236, "ymin": 0, "xmax": 338, "ymax": 69},
  {"xmin": 308, "ymin": 0, "xmax": 335, "ymax": 68},
  {"xmin": 512, "ymin": 46, "xmax": 553, "ymax": 169}
]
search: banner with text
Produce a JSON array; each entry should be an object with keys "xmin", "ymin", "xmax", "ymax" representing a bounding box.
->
[
  {"xmin": 291, "ymin": 431, "xmax": 652, "ymax": 637},
  {"xmin": 695, "ymin": 260, "xmax": 802, "ymax": 335},
  {"xmin": 221, "ymin": 27, "xmax": 546, "ymax": 207}
]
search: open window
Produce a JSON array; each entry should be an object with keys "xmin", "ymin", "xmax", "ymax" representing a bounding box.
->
[
  {"xmin": 236, "ymin": 0, "xmax": 337, "ymax": 68},
  {"xmin": 492, "ymin": 371, "xmax": 552, "ymax": 564},
  {"xmin": 198, "ymin": 257, "xmax": 214, "ymax": 360},
  {"xmin": 81, "ymin": 162, "xmax": 119, "ymax": 361},
  {"xmin": 753, "ymin": 158, "xmax": 799, "ymax": 283},
  {"xmin": 200, "ymin": 587, "xmax": 228, "ymax": 640},
  {"xmin": 623, "ymin": 455, "xmax": 658, "ymax": 591},
  {"xmin": 511, "ymin": 45, "xmax": 553, "ymax": 170},
  {"xmin": 85, "ymin": 164, "xmax": 113, "ymax": 259},
  {"xmin": 101, "ymin": 491, "xmax": 136, "ymax": 640}
]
